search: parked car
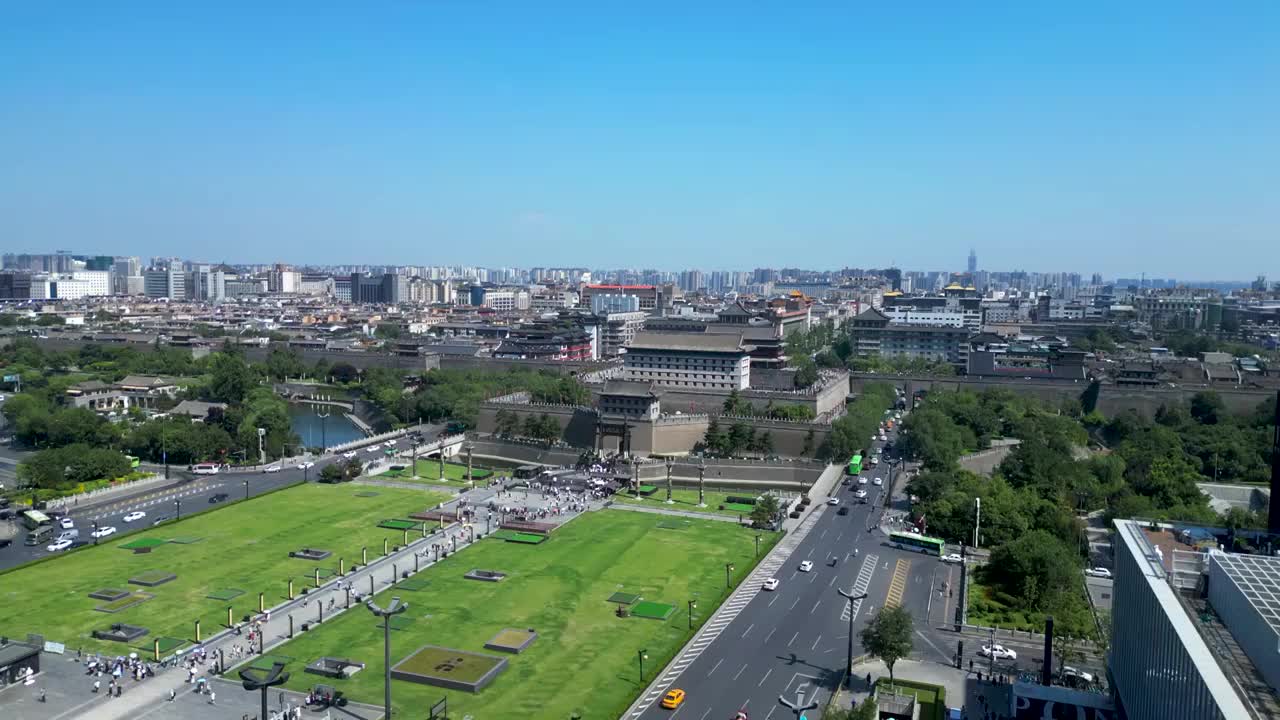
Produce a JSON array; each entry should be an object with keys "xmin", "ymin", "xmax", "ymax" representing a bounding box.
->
[
  {"xmin": 59, "ymin": 517, "xmax": 75, "ymax": 529},
  {"xmin": 827, "ymin": 497, "xmax": 840, "ymax": 506},
  {"xmin": 208, "ymin": 493, "xmax": 229, "ymax": 504},
  {"xmin": 151, "ymin": 516, "xmax": 170, "ymax": 526},
  {"xmin": 1085, "ymin": 567, "xmax": 1112, "ymax": 579},
  {"xmin": 837, "ymin": 506, "xmax": 849, "ymax": 516},
  {"xmin": 799, "ymin": 560, "xmax": 814, "ymax": 572},
  {"xmin": 47, "ymin": 538, "xmax": 73, "ymax": 552},
  {"xmin": 762, "ymin": 578, "xmax": 780, "ymax": 591},
  {"xmin": 872, "ymin": 477, "xmax": 883, "ymax": 486},
  {"xmin": 123, "ymin": 511, "xmax": 147, "ymax": 522},
  {"xmin": 942, "ymin": 553, "xmax": 963, "ymax": 564},
  {"xmin": 980, "ymin": 643, "xmax": 1017, "ymax": 660},
  {"xmin": 91, "ymin": 525, "xmax": 117, "ymax": 538},
  {"xmin": 342, "ymin": 451, "xmax": 358, "ymax": 459}
]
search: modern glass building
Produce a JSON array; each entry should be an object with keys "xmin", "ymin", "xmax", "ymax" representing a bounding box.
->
[{"xmin": 1111, "ymin": 519, "xmax": 1265, "ymax": 720}]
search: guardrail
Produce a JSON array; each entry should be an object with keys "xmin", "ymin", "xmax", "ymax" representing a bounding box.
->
[{"xmin": 45, "ymin": 473, "xmax": 166, "ymax": 510}]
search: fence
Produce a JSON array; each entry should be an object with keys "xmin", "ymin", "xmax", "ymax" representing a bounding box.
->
[
  {"xmin": 326, "ymin": 427, "xmax": 413, "ymax": 453},
  {"xmin": 45, "ymin": 473, "xmax": 166, "ymax": 510}
]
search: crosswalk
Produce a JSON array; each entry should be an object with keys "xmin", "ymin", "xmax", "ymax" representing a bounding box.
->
[
  {"xmin": 625, "ymin": 508, "xmax": 828, "ymax": 719},
  {"xmin": 885, "ymin": 558, "xmax": 910, "ymax": 608},
  {"xmin": 841, "ymin": 553, "xmax": 879, "ymax": 622}
]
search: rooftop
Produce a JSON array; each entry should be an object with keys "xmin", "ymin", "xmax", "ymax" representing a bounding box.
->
[
  {"xmin": 601, "ymin": 380, "xmax": 663, "ymax": 399},
  {"xmin": 627, "ymin": 331, "xmax": 748, "ymax": 354}
]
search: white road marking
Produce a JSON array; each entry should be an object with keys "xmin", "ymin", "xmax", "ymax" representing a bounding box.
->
[
  {"xmin": 741, "ymin": 623, "xmax": 754, "ymax": 639},
  {"xmin": 732, "ymin": 663, "xmax": 747, "ymax": 681},
  {"xmin": 764, "ymin": 628, "xmax": 775, "ymax": 644},
  {"xmin": 811, "ymin": 634, "xmax": 822, "ymax": 651},
  {"xmin": 758, "ymin": 668, "xmax": 772, "ymax": 687},
  {"xmin": 707, "ymin": 658, "xmax": 723, "ymax": 676},
  {"xmin": 788, "ymin": 632, "xmax": 798, "ymax": 647}
]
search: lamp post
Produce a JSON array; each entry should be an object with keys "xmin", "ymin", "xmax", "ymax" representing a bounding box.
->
[
  {"xmin": 697, "ymin": 459, "xmax": 707, "ymax": 507},
  {"xmin": 778, "ymin": 688, "xmax": 819, "ymax": 719},
  {"xmin": 664, "ymin": 457, "xmax": 674, "ymax": 504},
  {"xmin": 366, "ymin": 596, "xmax": 408, "ymax": 719},
  {"xmin": 174, "ymin": 499, "xmax": 181, "ymax": 521},
  {"xmin": 465, "ymin": 442, "xmax": 474, "ymax": 488},
  {"xmin": 257, "ymin": 427, "xmax": 267, "ymax": 466},
  {"xmin": 755, "ymin": 534, "xmax": 762, "ymax": 557},
  {"xmin": 632, "ymin": 457, "xmax": 641, "ymax": 498},
  {"xmin": 244, "ymin": 479, "xmax": 250, "ymax": 501},
  {"xmin": 687, "ymin": 599, "xmax": 697, "ymax": 630},
  {"xmin": 92, "ymin": 521, "xmax": 98, "ymax": 545},
  {"xmin": 316, "ymin": 400, "xmax": 330, "ymax": 451},
  {"xmin": 637, "ymin": 649, "xmax": 648, "ymax": 683},
  {"xmin": 724, "ymin": 563, "xmax": 735, "ymax": 590},
  {"xmin": 162, "ymin": 429, "xmax": 169, "ymax": 479},
  {"xmin": 973, "ymin": 497, "xmax": 981, "ymax": 549},
  {"xmin": 239, "ymin": 661, "xmax": 289, "ymax": 720},
  {"xmin": 837, "ymin": 589, "xmax": 869, "ymax": 688}
]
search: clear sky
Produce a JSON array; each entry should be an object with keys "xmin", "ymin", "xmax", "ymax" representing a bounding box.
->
[{"xmin": 2, "ymin": 3, "xmax": 1277, "ymax": 279}]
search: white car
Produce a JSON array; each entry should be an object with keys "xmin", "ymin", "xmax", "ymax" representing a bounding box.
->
[
  {"xmin": 873, "ymin": 477, "xmax": 883, "ymax": 486},
  {"xmin": 762, "ymin": 578, "xmax": 780, "ymax": 591},
  {"xmin": 879, "ymin": 434, "xmax": 887, "ymax": 442},
  {"xmin": 858, "ymin": 477, "xmax": 868, "ymax": 485},
  {"xmin": 386, "ymin": 439, "xmax": 397, "ymax": 446},
  {"xmin": 59, "ymin": 517, "xmax": 75, "ymax": 529},
  {"xmin": 47, "ymin": 538, "xmax": 74, "ymax": 552},
  {"xmin": 854, "ymin": 489, "xmax": 868, "ymax": 499},
  {"xmin": 980, "ymin": 644, "xmax": 1017, "ymax": 661},
  {"xmin": 91, "ymin": 526, "xmax": 118, "ymax": 538},
  {"xmin": 942, "ymin": 553, "xmax": 963, "ymax": 564},
  {"xmin": 366, "ymin": 444, "xmax": 381, "ymax": 453},
  {"xmin": 1061, "ymin": 666, "xmax": 1095, "ymax": 684},
  {"xmin": 343, "ymin": 451, "xmax": 358, "ymax": 459},
  {"xmin": 296, "ymin": 461, "xmax": 316, "ymax": 470},
  {"xmin": 123, "ymin": 511, "xmax": 147, "ymax": 523},
  {"xmin": 1085, "ymin": 567, "xmax": 1112, "ymax": 579},
  {"xmin": 798, "ymin": 560, "xmax": 814, "ymax": 572},
  {"xmin": 263, "ymin": 465, "xmax": 281, "ymax": 473},
  {"xmin": 827, "ymin": 497, "xmax": 840, "ymax": 506}
]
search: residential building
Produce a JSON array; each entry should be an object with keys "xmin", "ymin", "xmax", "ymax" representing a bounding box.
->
[
  {"xmin": 268, "ymin": 265, "xmax": 301, "ymax": 293},
  {"xmin": 580, "ymin": 284, "xmax": 670, "ymax": 312},
  {"xmin": 468, "ymin": 286, "xmax": 529, "ymax": 312},
  {"xmin": 624, "ymin": 331, "xmax": 751, "ymax": 390},
  {"xmin": 881, "ymin": 285, "xmax": 981, "ymax": 331},
  {"xmin": 112, "ymin": 256, "xmax": 142, "ymax": 295},
  {"xmin": 531, "ymin": 290, "xmax": 579, "ymax": 312},
  {"xmin": 0, "ymin": 271, "xmax": 32, "ymax": 299},
  {"xmin": 590, "ymin": 292, "xmax": 640, "ymax": 315},
  {"xmin": 595, "ymin": 310, "xmax": 647, "ymax": 357}
]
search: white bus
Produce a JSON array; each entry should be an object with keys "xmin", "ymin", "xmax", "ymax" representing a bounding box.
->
[{"xmin": 192, "ymin": 463, "xmax": 221, "ymax": 475}]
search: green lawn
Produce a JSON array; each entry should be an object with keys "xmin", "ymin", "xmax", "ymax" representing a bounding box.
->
[
  {"xmin": 264, "ymin": 509, "xmax": 778, "ymax": 719},
  {"xmin": 875, "ymin": 678, "xmax": 945, "ymax": 720},
  {"xmin": 382, "ymin": 460, "xmax": 494, "ymax": 485},
  {"xmin": 0, "ymin": 484, "xmax": 450, "ymax": 653},
  {"xmin": 611, "ymin": 487, "xmax": 765, "ymax": 518},
  {"xmin": 966, "ymin": 572, "xmax": 1094, "ymax": 638}
]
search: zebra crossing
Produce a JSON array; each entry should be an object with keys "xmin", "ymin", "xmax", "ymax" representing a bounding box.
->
[
  {"xmin": 624, "ymin": 507, "xmax": 828, "ymax": 719},
  {"xmin": 840, "ymin": 553, "xmax": 879, "ymax": 622}
]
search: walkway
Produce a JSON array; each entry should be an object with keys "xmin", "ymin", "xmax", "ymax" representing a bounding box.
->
[{"xmin": 607, "ymin": 502, "xmax": 742, "ymax": 523}]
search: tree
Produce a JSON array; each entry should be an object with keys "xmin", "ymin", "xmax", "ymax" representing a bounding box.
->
[
  {"xmin": 1189, "ymin": 391, "xmax": 1226, "ymax": 425},
  {"xmin": 523, "ymin": 414, "xmax": 541, "ymax": 439},
  {"xmin": 750, "ymin": 494, "xmax": 780, "ymax": 528},
  {"xmin": 723, "ymin": 389, "xmax": 751, "ymax": 416},
  {"xmin": 793, "ymin": 357, "xmax": 819, "ymax": 388},
  {"xmin": 319, "ymin": 463, "xmax": 345, "ymax": 484},
  {"xmin": 985, "ymin": 530, "xmax": 1081, "ymax": 610},
  {"xmin": 858, "ymin": 605, "xmax": 913, "ymax": 690},
  {"xmin": 494, "ymin": 409, "xmax": 518, "ymax": 436},
  {"xmin": 330, "ymin": 362, "xmax": 360, "ymax": 384},
  {"xmin": 206, "ymin": 352, "xmax": 255, "ymax": 404},
  {"xmin": 801, "ymin": 428, "xmax": 815, "ymax": 457},
  {"xmin": 264, "ymin": 347, "xmax": 306, "ymax": 381},
  {"xmin": 758, "ymin": 431, "xmax": 775, "ymax": 456}
]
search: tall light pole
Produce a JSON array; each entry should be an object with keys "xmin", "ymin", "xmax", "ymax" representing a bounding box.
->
[
  {"xmin": 665, "ymin": 457, "xmax": 674, "ymax": 504},
  {"xmin": 174, "ymin": 499, "xmax": 181, "ymax": 521},
  {"xmin": 239, "ymin": 661, "xmax": 289, "ymax": 720},
  {"xmin": 637, "ymin": 649, "xmax": 648, "ymax": 683},
  {"xmin": 465, "ymin": 442, "xmax": 474, "ymax": 488},
  {"xmin": 973, "ymin": 497, "xmax": 981, "ymax": 549},
  {"xmin": 257, "ymin": 427, "xmax": 267, "ymax": 466},
  {"xmin": 778, "ymin": 689, "xmax": 819, "ymax": 719},
  {"xmin": 366, "ymin": 596, "xmax": 408, "ymax": 718},
  {"xmin": 837, "ymin": 589, "xmax": 869, "ymax": 688},
  {"xmin": 697, "ymin": 459, "xmax": 707, "ymax": 507},
  {"xmin": 724, "ymin": 563, "xmax": 735, "ymax": 590},
  {"xmin": 632, "ymin": 458, "xmax": 641, "ymax": 498}
]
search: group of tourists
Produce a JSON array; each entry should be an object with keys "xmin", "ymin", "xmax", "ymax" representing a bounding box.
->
[{"xmin": 85, "ymin": 652, "xmax": 154, "ymax": 698}]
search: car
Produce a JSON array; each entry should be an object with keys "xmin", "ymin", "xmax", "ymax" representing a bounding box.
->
[
  {"xmin": 827, "ymin": 497, "xmax": 840, "ymax": 506},
  {"xmin": 46, "ymin": 538, "xmax": 73, "ymax": 552},
  {"xmin": 209, "ymin": 493, "xmax": 230, "ymax": 504},
  {"xmin": 58, "ymin": 517, "xmax": 75, "ymax": 529},
  {"xmin": 942, "ymin": 553, "xmax": 963, "ymax": 564},
  {"xmin": 854, "ymin": 489, "xmax": 868, "ymax": 499},
  {"xmin": 296, "ymin": 461, "xmax": 316, "ymax": 470},
  {"xmin": 879, "ymin": 434, "xmax": 887, "ymax": 442},
  {"xmin": 837, "ymin": 506, "xmax": 849, "ymax": 516},
  {"xmin": 762, "ymin": 578, "xmax": 780, "ymax": 591},
  {"xmin": 1085, "ymin": 567, "xmax": 1112, "ymax": 579},
  {"xmin": 263, "ymin": 465, "xmax": 282, "ymax": 473},
  {"xmin": 799, "ymin": 560, "xmax": 814, "ymax": 572},
  {"xmin": 386, "ymin": 439, "xmax": 397, "ymax": 446},
  {"xmin": 91, "ymin": 526, "xmax": 117, "ymax": 538},
  {"xmin": 1061, "ymin": 666, "xmax": 1095, "ymax": 685},
  {"xmin": 660, "ymin": 688, "xmax": 686, "ymax": 709},
  {"xmin": 123, "ymin": 511, "xmax": 147, "ymax": 523},
  {"xmin": 0, "ymin": 538, "xmax": 10, "ymax": 548},
  {"xmin": 366, "ymin": 444, "xmax": 381, "ymax": 453},
  {"xmin": 342, "ymin": 451, "xmax": 357, "ymax": 459},
  {"xmin": 980, "ymin": 643, "xmax": 1017, "ymax": 660},
  {"xmin": 858, "ymin": 476, "xmax": 868, "ymax": 485},
  {"xmin": 873, "ymin": 477, "xmax": 883, "ymax": 486},
  {"xmin": 151, "ymin": 516, "xmax": 170, "ymax": 526}
]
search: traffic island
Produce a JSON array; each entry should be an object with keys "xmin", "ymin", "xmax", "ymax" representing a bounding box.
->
[
  {"xmin": 484, "ymin": 628, "xmax": 537, "ymax": 654},
  {"xmin": 390, "ymin": 645, "xmax": 508, "ymax": 693},
  {"xmin": 464, "ymin": 569, "xmax": 507, "ymax": 583},
  {"xmin": 289, "ymin": 548, "xmax": 332, "ymax": 561},
  {"xmin": 92, "ymin": 623, "xmax": 149, "ymax": 643}
]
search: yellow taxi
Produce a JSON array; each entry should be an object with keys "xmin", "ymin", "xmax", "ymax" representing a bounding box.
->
[{"xmin": 660, "ymin": 688, "xmax": 686, "ymax": 709}]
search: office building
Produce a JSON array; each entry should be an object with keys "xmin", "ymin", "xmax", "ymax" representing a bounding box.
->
[
  {"xmin": 144, "ymin": 269, "xmax": 187, "ymax": 300},
  {"xmin": 591, "ymin": 293, "xmax": 641, "ymax": 315},
  {"xmin": 268, "ymin": 265, "xmax": 301, "ymax": 293},
  {"xmin": 580, "ymin": 284, "xmax": 669, "ymax": 312},
  {"xmin": 623, "ymin": 331, "xmax": 751, "ymax": 390},
  {"xmin": 595, "ymin": 311, "xmax": 648, "ymax": 357},
  {"xmin": 468, "ymin": 286, "xmax": 529, "ymax": 312},
  {"xmin": 188, "ymin": 265, "xmax": 226, "ymax": 302},
  {"xmin": 112, "ymin": 256, "xmax": 142, "ymax": 295},
  {"xmin": 350, "ymin": 273, "xmax": 408, "ymax": 304}
]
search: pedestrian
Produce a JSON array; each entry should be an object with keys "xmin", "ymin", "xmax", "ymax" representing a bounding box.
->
[
  {"xmin": 169, "ymin": 688, "xmax": 177, "ymax": 701},
  {"xmin": 115, "ymin": 685, "xmax": 122, "ymax": 698},
  {"xmin": 93, "ymin": 680, "xmax": 100, "ymax": 694},
  {"xmin": 39, "ymin": 688, "xmax": 46, "ymax": 703},
  {"xmin": 209, "ymin": 690, "xmax": 216, "ymax": 705}
]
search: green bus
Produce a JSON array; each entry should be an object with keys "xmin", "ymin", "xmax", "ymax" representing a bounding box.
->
[
  {"xmin": 888, "ymin": 530, "xmax": 945, "ymax": 557},
  {"xmin": 125, "ymin": 455, "xmax": 141, "ymax": 469},
  {"xmin": 847, "ymin": 454, "xmax": 863, "ymax": 475}
]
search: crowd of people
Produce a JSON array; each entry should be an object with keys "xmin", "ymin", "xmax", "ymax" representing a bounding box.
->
[{"xmin": 84, "ymin": 652, "xmax": 156, "ymax": 699}]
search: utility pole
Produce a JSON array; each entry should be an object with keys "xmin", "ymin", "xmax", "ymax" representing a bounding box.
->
[{"xmin": 973, "ymin": 497, "xmax": 981, "ymax": 549}]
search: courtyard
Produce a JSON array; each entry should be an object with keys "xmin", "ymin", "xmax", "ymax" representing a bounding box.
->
[{"xmin": 263, "ymin": 509, "xmax": 778, "ymax": 718}]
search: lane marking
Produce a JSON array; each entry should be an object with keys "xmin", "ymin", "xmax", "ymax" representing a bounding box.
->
[
  {"xmin": 758, "ymin": 668, "xmax": 772, "ymax": 687},
  {"xmin": 741, "ymin": 623, "xmax": 754, "ymax": 639},
  {"xmin": 707, "ymin": 658, "xmax": 723, "ymax": 677},
  {"xmin": 811, "ymin": 634, "xmax": 822, "ymax": 651},
  {"xmin": 732, "ymin": 663, "xmax": 747, "ymax": 681}
]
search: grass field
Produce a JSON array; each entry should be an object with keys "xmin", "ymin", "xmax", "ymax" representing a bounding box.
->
[
  {"xmin": 0, "ymin": 484, "xmax": 450, "ymax": 653},
  {"xmin": 382, "ymin": 460, "xmax": 495, "ymax": 485},
  {"xmin": 611, "ymin": 487, "xmax": 764, "ymax": 517},
  {"xmin": 264, "ymin": 509, "xmax": 779, "ymax": 719}
]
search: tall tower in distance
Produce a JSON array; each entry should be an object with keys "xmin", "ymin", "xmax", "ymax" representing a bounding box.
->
[{"xmin": 967, "ymin": 248, "xmax": 977, "ymax": 274}]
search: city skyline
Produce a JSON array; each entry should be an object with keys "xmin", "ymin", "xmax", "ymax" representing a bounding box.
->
[{"xmin": 2, "ymin": 4, "xmax": 1278, "ymax": 278}]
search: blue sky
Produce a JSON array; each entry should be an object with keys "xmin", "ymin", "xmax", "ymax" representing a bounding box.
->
[{"xmin": 2, "ymin": 3, "xmax": 1277, "ymax": 279}]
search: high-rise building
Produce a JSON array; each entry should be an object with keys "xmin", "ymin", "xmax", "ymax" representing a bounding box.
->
[
  {"xmin": 967, "ymin": 248, "xmax": 977, "ymax": 274},
  {"xmin": 189, "ymin": 265, "xmax": 226, "ymax": 301},
  {"xmin": 144, "ymin": 269, "xmax": 187, "ymax": 300}
]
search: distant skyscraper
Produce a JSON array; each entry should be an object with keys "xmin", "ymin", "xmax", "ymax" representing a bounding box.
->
[{"xmin": 967, "ymin": 248, "xmax": 977, "ymax": 274}]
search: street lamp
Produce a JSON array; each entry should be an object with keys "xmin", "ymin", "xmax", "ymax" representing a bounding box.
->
[
  {"xmin": 238, "ymin": 661, "xmax": 289, "ymax": 720},
  {"xmin": 687, "ymin": 599, "xmax": 697, "ymax": 630},
  {"xmin": 836, "ymin": 588, "xmax": 869, "ymax": 688},
  {"xmin": 174, "ymin": 499, "xmax": 181, "ymax": 521},
  {"xmin": 778, "ymin": 688, "xmax": 819, "ymax": 719},
  {"xmin": 697, "ymin": 459, "xmax": 707, "ymax": 507},
  {"xmin": 637, "ymin": 649, "xmax": 648, "ymax": 683},
  {"xmin": 244, "ymin": 479, "xmax": 250, "ymax": 501},
  {"xmin": 92, "ymin": 521, "xmax": 98, "ymax": 546},
  {"xmin": 724, "ymin": 563, "xmax": 735, "ymax": 590},
  {"xmin": 366, "ymin": 596, "xmax": 408, "ymax": 719},
  {"xmin": 664, "ymin": 457, "xmax": 674, "ymax": 504},
  {"xmin": 755, "ymin": 534, "xmax": 762, "ymax": 557}
]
